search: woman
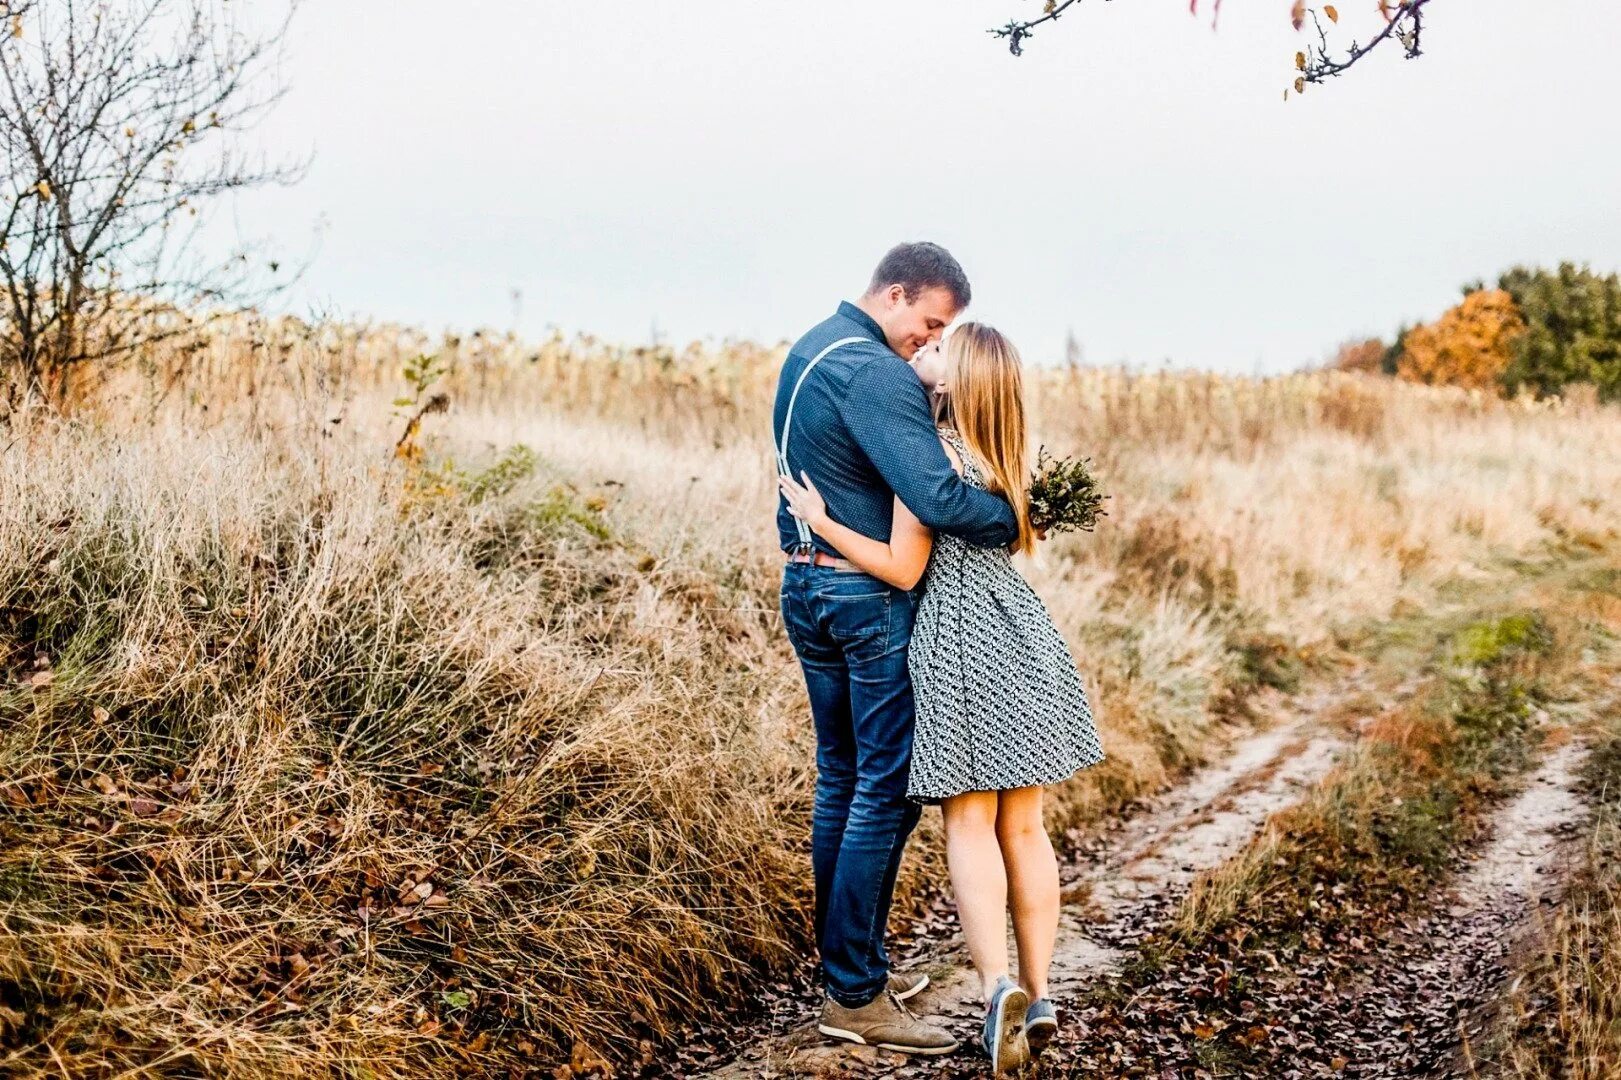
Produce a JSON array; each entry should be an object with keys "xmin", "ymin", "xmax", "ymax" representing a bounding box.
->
[{"xmin": 778, "ymin": 323, "xmax": 1105, "ymax": 1074}]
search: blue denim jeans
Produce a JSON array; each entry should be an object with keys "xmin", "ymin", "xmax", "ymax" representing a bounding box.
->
[{"xmin": 779, "ymin": 562, "xmax": 923, "ymax": 1008}]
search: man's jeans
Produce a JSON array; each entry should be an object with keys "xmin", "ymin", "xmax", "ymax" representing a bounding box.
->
[{"xmin": 779, "ymin": 562, "xmax": 923, "ymax": 1008}]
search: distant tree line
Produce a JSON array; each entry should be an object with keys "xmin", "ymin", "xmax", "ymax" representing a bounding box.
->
[{"xmin": 1333, "ymin": 263, "xmax": 1621, "ymax": 403}]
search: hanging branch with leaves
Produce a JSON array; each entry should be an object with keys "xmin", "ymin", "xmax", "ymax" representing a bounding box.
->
[
  {"xmin": 993, "ymin": 0, "xmax": 1438, "ymax": 95},
  {"xmin": 1295, "ymin": 0, "xmax": 1433, "ymax": 87}
]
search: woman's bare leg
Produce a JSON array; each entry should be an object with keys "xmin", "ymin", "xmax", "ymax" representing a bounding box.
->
[
  {"xmin": 941, "ymin": 790, "xmax": 1009, "ymax": 1001},
  {"xmin": 996, "ymin": 786, "xmax": 1059, "ymax": 1000}
]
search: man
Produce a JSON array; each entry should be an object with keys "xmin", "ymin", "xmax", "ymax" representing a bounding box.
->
[{"xmin": 773, "ymin": 242, "xmax": 1019, "ymax": 1054}]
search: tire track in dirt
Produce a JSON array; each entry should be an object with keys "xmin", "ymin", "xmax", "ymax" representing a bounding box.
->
[{"xmin": 701, "ymin": 680, "xmax": 1359, "ymax": 1078}]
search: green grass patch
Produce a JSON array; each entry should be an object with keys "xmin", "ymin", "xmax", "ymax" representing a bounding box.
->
[{"xmin": 1452, "ymin": 611, "xmax": 1555, "ymax": 668}]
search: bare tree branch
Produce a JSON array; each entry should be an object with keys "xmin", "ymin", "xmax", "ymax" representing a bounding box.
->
[{"xmin": 990, "ymin": 0, "xmax": 1094, "ymax": 57}]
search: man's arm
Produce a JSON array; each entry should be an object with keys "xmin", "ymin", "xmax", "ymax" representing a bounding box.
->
[{"xmin": 840, "ymin": 356, "xmax": 1018, "ymax": 549}]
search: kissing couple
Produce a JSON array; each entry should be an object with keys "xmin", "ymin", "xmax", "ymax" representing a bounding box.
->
[{"xmin": 773, "ymin": 241, "xmax": 1106, "ymax": 1073}]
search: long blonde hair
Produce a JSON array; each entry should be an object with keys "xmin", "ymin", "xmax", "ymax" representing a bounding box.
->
[{"xmin": 934, "ymin": 322, "xmax": 1035, "ymax": 556}]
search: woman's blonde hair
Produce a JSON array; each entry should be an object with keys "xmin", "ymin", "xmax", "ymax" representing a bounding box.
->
[{"xmin": 935, "ymin": 322, "xmax": 1035, "ymax": 556}]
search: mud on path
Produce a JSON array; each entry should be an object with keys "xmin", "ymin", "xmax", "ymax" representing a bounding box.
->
[{"xmin": 697, "ymin": 675, "xmax": 1362, "ymax": 1079}]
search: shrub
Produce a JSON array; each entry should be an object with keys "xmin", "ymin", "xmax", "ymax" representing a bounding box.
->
[
  {"xmin": 1496, "ymin": 262, "xmax": 1621, "ymax": 402},
  {"xmin": 1396, "ymin": 289, "xmax": 1525, "ymax": 392},
  {"xmin": 1329, "ymin": 337, "xmax": 1388, "ymax": 375}
]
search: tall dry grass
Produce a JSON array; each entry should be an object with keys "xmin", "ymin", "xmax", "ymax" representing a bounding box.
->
[
  {"xmin": 2, "ymin": 316, "xmax": 1620, "ymax": 1074},
  {"xmin": 0, "ymin": 418, "xmax": 813, "ymax": 1076}
]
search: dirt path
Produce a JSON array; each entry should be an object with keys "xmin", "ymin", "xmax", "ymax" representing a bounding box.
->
[
  {"xmin": 1046, "ymin": 727, "xmax": 1596, "ymax": 1079},
  {"xmin": 701, "ymin": 684, "xmax": 1355, "ymax": 1079},
  {"xmin": 1290, "ymin": 734, "xmax": 1591, "ymax": 1078}
]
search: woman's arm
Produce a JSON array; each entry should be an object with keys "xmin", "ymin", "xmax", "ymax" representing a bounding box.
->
[{"xmin": 778, "ymin": 474, "xmax": 933, "ymax": 590}]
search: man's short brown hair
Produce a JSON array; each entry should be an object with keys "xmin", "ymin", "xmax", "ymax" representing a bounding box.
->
[{"xmin": 866, "ymin": 242, "xmax": 971, "ymax": 310}]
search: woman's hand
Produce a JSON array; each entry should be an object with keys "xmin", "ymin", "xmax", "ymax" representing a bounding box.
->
[{"xmin": 778, "ymin": 471, "xmax": 830, "ymax": 533}]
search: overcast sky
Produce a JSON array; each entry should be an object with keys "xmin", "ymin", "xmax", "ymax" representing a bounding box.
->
[{"xmin": 230, "ymin": 0, "xmax": 1621, "ymax": 372}]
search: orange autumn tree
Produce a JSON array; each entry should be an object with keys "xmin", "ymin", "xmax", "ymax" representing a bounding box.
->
[{"xmin": 1396, "ymin": 289, "xmax": 1526, "ymax": 392}]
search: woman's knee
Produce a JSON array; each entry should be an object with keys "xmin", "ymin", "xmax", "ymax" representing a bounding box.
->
[
  {"xmin": 942, "ymin": 790, "xmax": 999, "ymax": 835},
  {"xmin": 994, "ymin": 787, "xmax": 1047, "ymax": 844}
]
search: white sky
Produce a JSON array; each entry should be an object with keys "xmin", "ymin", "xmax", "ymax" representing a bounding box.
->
[{"xmin": 229, "ymin": 0, "xmax": 1621, "ymax": 372}]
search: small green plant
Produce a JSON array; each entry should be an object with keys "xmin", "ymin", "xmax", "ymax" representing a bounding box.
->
[
  {"xmin": 1028, "ymin": 447, "xmax": 1108, "ymax": 535},
  {"xmin": 395, "ymin": 351, "xmax": 449, "ymax": 409},
  {"xmin": 403, "ymin": 445, "xmax": 548, "ymax": 512},
  {"xmin": 393, "ymin": 352, "xmax": 451, "ymax": 464},
  {"xmin": 1452, "ymin": 612, "xmax": 1554, "ymax": 669},
  {"xmin": 529, "ymin": 484, "xmax": 612, "ymax": 541},
  {"xmin": 460, "ymin": 445, "xmax": 540, "ymax": 504}
]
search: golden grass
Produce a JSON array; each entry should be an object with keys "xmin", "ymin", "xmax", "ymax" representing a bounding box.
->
[{"xmin": 1, "ymin": 316, "xmax": 1620, "ymax": 1074}]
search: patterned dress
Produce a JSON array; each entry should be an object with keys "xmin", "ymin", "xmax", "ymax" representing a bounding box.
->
[{"xmin": 907, "ymin": 429, "xmax": 1106, "ymax": 804}]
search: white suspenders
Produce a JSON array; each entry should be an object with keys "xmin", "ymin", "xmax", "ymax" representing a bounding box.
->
[{"xmin": 776, "ymin": 336, "xmax": 866, "ymax": 550}]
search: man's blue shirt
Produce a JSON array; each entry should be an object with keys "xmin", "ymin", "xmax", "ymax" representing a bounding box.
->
[{"xmin": 772, "ymin": 301, "xmax": 1018, "ymax": 556}]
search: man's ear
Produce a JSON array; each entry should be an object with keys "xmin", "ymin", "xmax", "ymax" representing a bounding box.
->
[{"xmin": 885, "ymin": 283, "xmax": 906, "ymax": 309}]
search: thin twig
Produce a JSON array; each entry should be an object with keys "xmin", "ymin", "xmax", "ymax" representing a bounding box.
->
[{"xmin": 990, "ymin": 0, "xmax": 1091, "ymax": 56}]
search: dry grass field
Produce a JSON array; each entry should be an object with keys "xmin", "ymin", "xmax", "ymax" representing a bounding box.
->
[{"xmin": 3, "ymin": 316, "xmax": 1620, "ymax": 1076}]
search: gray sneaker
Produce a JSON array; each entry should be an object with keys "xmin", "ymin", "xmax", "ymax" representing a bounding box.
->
[
  {"xmin": 980, "ymin": 976, "xmax": 1030, "ymax": 1074},
  {"xmin": 818, "ymin": 991, "xmax": 959, "ymax": 1056},
  {"xmin": 1025, "ymin": 997, "xmax": 1057, "ymax": 1057}
]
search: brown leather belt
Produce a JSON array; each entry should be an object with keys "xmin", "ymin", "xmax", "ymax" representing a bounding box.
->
[{"xmin": 786, "ymin": 548, "xmax": 860, "ymax": 571}]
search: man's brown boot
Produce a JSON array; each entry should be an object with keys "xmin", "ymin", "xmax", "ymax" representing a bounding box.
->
[
  {"xmin": 888, "ymin": 971, "xmax": 929, "ymax": 1002},
  {"xmin": 818, "ymin": 991, "xmax": 959, "ymax": 1055}
]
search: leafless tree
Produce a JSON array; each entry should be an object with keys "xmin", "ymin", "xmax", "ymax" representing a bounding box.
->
[
  {"xmin": 0, "ymin": 0, "xmax": 305, "ymax": 411},
  {"xmin": 992, "ymin": 0, "xmax": 1436, "ymax": 93}
]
